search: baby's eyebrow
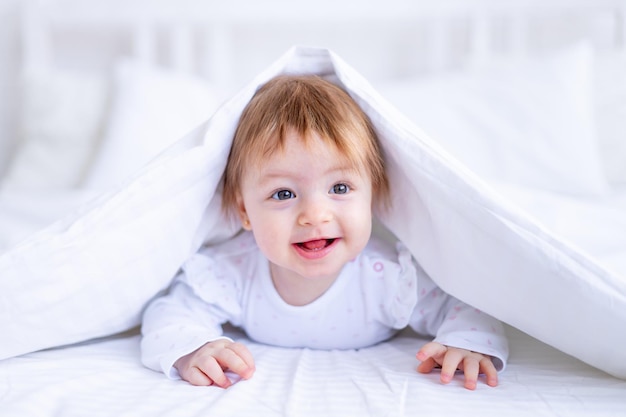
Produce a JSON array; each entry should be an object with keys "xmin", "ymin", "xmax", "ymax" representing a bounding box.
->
[{"xmin": 257, "ymin": 164, "xmax": 357, "ymax": 182}]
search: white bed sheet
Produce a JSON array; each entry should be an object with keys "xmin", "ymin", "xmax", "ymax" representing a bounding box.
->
[{"xmin": 1, "ymin": 325, "xmax": 625, "ymax": 417}]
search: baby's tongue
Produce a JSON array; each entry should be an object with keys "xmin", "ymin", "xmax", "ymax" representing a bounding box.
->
[{"xmin": 302, "ymin": 239, "xmax": 327, "ymax": 250}]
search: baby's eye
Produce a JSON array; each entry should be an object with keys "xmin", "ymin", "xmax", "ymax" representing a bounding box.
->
[
  {"xmin": 330, "ymin": 183, "xmax": 350, "ymax": 194},
  {"xmin": 271, "ymin": 189, "xmax": 296, "ymax": 200}
]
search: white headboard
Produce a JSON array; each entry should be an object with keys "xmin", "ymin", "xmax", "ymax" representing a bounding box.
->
[
  {"xmin": 1, "ymin": 0, "xmax": 625, "ymax": 176},
  {"xmin": 19, "ymin": 0, "xmax": 626, "ymax": 92}
]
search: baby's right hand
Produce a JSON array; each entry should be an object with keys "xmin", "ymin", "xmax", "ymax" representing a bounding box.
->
[{"xmin": 173, "ymin": 339, "xmax": 256, "ymax": 388}]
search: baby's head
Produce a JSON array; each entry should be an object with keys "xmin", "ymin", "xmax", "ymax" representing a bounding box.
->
[{"xmin": 222, "ymin": 74, "xmax": 389, "ymax": 221}]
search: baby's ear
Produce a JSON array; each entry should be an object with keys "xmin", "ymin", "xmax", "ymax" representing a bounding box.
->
[{"xmin": 236, "ymin": 196, "xmax": 252, "ymax": 230}]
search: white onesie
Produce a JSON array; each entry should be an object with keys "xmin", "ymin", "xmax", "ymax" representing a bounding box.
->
[{"xmin": 141, "ymin": 231, "xmax": 508, "ymax": 378}]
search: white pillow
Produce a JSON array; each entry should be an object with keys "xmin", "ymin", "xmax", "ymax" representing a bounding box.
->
[
  {"xmin": 594, "ymin": 50, "xmax": 626, "ymax": 184},
  {"xmin": 82, "ymin": 59, "xmax": 221, "ymax": 190},
  {"xmin": 376, "ymin": 42, "xmax": 609, "ymax": 197},
  {"xmin": 2, "ymin": 69, "xmax": 108, "ymax": 190}
]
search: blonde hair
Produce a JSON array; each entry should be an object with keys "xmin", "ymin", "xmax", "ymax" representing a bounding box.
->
[{"xmin": 222, "ymin": 74, "xmax": 389, "ymax": 217}]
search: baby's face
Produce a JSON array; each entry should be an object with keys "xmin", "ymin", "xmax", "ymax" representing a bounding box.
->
[{"xmin": 237, "ymin": 128, "xmax": 373, "ymax": 285}]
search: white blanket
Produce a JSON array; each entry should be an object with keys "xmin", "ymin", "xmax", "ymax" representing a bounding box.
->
[{"xmin": 1, "ymin": 46, "xmax": 625, "ymax": 380}]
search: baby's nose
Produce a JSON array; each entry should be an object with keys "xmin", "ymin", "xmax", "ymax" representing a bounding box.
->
[{"xmin": 297, "ymin": 198, "xmax": 333, "ymax": 226}]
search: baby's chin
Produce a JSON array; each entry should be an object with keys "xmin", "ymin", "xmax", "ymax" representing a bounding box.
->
[{"xmin": 269, "ymin": 259, "xmax": 346, "ymax": 282}]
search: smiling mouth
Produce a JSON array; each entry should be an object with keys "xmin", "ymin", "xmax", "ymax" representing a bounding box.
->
[{"xmin": 297, "ymin": 239, "xmax": 336, "ymax": 251}]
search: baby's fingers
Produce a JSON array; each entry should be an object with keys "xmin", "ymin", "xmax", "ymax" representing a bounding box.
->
[
  {"xmin": 416, "ymin": 342, "xmax": 447, "ymax": 363},
  {"xmin": 199, "ymin": 356, "xmax": 233, "ymax": 388},
  {"xmin": 211, "ymin": 344, "xmax": 255, "ymax": 384},
  {"xmin": 416, "ymin": 342, "xmax": 447, "ymax": 375},
  {"xmin": 181, "ymin": 366, "xmax": 214, "ymax": 386},
  {"xmin": 479, "ymin": 357, "xmax": 498, "ymax": 387},
  {"xmin": 461, "ymin": 356, "xmax": 498, "ymax": 390},
  {"xmin": 416, "ymin": 343, "xmax": 499, "ymax": 390},
  {"xmin": 461, "ymin": 356, "xmax": 480, "ymax": 390},
  {"xmin": 440, "ymin": 348, "xmax": 465, "ymax": 385},
  {"xmin": 416, "ymin": 356, "xmax": 438, "ymax": 374},
  {"xmin": 226, "ymin": 342, "xmax": 256, "ymax": 379}
]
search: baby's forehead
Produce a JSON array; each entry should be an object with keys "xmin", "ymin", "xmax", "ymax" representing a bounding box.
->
[
  {"xmin": 239, "ymin": 126, "xmax": 374, "ymax": 182},
  {"xmin": 244, "ymin": 149, "xmax": 363, "ymax": 190}
]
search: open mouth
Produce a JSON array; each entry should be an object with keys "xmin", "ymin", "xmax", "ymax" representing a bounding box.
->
[{"xmin": 297, "ymin": 238, "xmax": 336, "ymax": 251}]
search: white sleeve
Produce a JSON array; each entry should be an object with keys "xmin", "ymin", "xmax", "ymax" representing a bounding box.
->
[
  {"xmin": 140, "ymin": 278, "xmax": 233, "ymax": 379},
  {"xmin": 408, "ymin": 264, "xmax": 509, "ymax": 371}
]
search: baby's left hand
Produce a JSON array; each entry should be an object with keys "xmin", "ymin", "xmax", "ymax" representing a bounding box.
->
[{"xmin": 416, "ymin": 341, "xmax": 498, "ymax": 390}]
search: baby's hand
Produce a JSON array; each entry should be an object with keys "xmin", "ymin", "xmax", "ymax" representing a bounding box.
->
[
  {"xmin": 174, "ymin": 339, "xmax": 256, "ymax": 388},
  {"xmin": 416, "ymin": 341, "xmax": 497, "ymax": 390}
]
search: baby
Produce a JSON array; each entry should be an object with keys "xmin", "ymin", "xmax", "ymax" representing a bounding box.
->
[{"xmin": 141, "ymin": 74, "xmax": 508, "ymax": 390}]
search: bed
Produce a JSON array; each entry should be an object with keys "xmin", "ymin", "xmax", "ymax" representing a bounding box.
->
[{"xmin": 1, "ymin": 1, "xmax": 626, "ymax": 416}]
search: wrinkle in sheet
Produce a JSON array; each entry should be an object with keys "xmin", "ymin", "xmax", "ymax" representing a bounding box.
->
[{"xmin": 266, "ymin": 347, "xmax": 408, "ymax": 416}]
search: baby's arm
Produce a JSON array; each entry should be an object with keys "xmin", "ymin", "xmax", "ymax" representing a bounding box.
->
[
  {"xmin": 409, "ymin": 272, "xmax": 508, "ymax": 389},
  {"xmin": 141, "ymin": 279, "xmax": 252, "ymax": 382}
]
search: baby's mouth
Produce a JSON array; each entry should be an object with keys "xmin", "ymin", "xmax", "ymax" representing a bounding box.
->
[{"xmin": 297, "ymin": 239, "xmax": 336, "ymax": 251}]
